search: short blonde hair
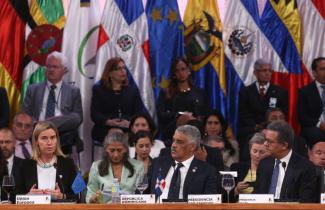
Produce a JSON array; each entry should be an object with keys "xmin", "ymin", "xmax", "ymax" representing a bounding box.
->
[{"xmin": 31, "ymin": 121, "xmax": 65, "ymax": 160}]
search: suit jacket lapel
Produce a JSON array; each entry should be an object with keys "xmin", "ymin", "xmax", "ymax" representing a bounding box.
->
[
  {"xmin": 60, "ymin": 82, "xmax": 67, "ymax": 113},
  {"xmin": 280, "ymin": 153, "xmax": 297, "ymax": 198},
  {"xmin": 160, "ymin": 158, "xmax": 173, "ymax": 179},
  {"xmin": 36, "ymin": 82, "xmax": 47, "ymax": 119},
  {"xmin": 183, "ymin": 158, "xmax": 199, "ymax": 197}
]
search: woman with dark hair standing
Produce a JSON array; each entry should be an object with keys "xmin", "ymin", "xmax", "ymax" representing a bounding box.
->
[
  {"xmin": 86, "ymin": 132, "xmax": 144, "ymax": 203},
  {"xmin": 157, "ymin": 58, "xmax": 207, "ymax": 143},
  {"xmin": 128, "ymin": 113, "xmax": 165, "ymax": 158},
  {"xmin": 203, "ymin": 111, "xmax": 240, "ymax": 168},
  {"xmin": 91, "ymin": 57, "xmax": 143, "ymax": 144}
]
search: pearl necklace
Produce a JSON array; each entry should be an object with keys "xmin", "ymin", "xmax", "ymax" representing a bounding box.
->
[{"xmin": 37, "ymin": 156, "xmax": 57, "ymax": 168}]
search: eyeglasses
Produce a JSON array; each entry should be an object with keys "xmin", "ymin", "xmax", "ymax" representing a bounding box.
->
[
  {"xmin": 14, "ymin": 122, "xmax": 32, "ymax": 129},
  {"xmin": 265, "ymin": 139, "xmax": 281, "ymax": 145},
  {"xmin": 113, "ymin": 66, "xmax": 127, "ymax": 72}
]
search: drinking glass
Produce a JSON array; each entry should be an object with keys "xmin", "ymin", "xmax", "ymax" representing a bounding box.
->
[
  {"xmin": 221, "ymin": 174, "xmax": 235, "ymax": 203},
  {"xmin": 136, "ymin": 174, "xmax": 148, "ymax": 194},
  {"xmin": 2, "ymin": 175, "xmax": 15, "ymax": 204}
]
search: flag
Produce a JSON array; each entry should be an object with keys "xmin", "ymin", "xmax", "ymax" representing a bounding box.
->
[
  {"xmin": 222, "ymin": 0, "xmax": 304, "ymax": 133},
  {"xmin": 183, "ymin": 0, "xmax": 229, "ymax": 127},
  {"xmin": 154, "ymin": 173, "xmax": 166, "ymax": 196},
  {"xmin": 298, "ymin": 0, "xmax": 325, "ymax": 74},
  {"xmin": 95, "ymin": 0, "xmax": 156, "ymax": 118},
  {"xmin": 145, "ymin": 0, "xmax": 184, "ymax": 100},
  {"xmin": 62, "ymin": 0, "xmax": 101, "ymax": 167},
  {"xmin": 0, "ymin": 0, "xmax": 26, "ymax": 120},
  {"xmin": 21, "ymin": 0, "xmax": 66, "ymax": 99},
  {"xmin": 71, "ymin": 171, "xmax": 87, "ymax": 194}
]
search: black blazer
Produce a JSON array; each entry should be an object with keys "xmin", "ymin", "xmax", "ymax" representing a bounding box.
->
[
  {"xmin": 254, "ymin": 152, "xmax": 318, "ymax": 203},
  {"xmin": 17, "ymin": 156, "xmax": 77, "ymax": 200},
  {"xmin": 298, "ymin": 81, "xmax": 323, "ymax": 127},
  {"xmin": 238, "ymin": 82, "xmax": 288, "ymax": 129},
  {"xmin": 91, "ymin": 82, "xmax": 143, "ymax": 142},
  {"xmin": 0, "ymin": 87, "xmax": 9, "ymax": 128},
  {"xmin": 159, "ymin": 144, "xmax": 224, "ymax": 172},
  {"xmin": 149, "ymin": 156, "xmax": 221, "ymax": 199}
]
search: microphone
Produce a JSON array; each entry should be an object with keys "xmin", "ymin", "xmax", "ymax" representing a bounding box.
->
[
  {"xmin": 58, "ymin": 174, "xmax": 66, "ymax": 199},
  {"xmin": 282, "ymin": 162, "xmax": 286, "ymax": 170}
]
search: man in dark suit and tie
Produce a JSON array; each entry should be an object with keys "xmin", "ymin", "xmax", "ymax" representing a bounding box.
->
[
  {"xmin": 254, "ymin": 121, "xmax": 318, "ymax": 203},
  {"xmin": 12, "ymin": 112, "xmax": 34, "ymax": 159},
  {"xmin": 238, "ymin": 59, "xmax": 288, "ymax": 161},
  {"xmin": 150, "ymin": 125, "xmax": 221, "ymax": 201},
  {"xmin": 23, "ymin": 51, "xmax": 83, "ymax": 154},
  {"xmin": 298, "ymin": 57, "xmax": 325, "ymax": 146},
  {"xmin": 0, "ymin": 128, "xmax": 24, "ymax": 202}
]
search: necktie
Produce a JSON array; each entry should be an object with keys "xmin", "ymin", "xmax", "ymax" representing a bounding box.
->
[
  {"xmin": 259, "ymin": 86, "xmax": 265, "ymax": 99},
  {"xmin": 168, "ymin": 162, "xmax": 184, "ymax": 199},
  {"xmin": 20, "ymin": 142, "xmax": 30, "ymax": 159},
  {"xmin": 45, "ymin": 85, "xmax": 57, "ymax": 118},
  {"xmin": 321, "ymin": 85, "xmax": 325, "ymax": 121},
  {"xmin": 268, "ymin": 159, "xmax": 281, "ymax": 195}
]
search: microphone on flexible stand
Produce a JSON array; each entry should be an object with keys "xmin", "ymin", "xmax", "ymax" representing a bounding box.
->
[
  {"xmin": 281, "ymin": 162, "xmax": 288, "ymax": 201},
  {"xmin": 54, "ymin": 163, "xmax": 66, "ymax": 199}
]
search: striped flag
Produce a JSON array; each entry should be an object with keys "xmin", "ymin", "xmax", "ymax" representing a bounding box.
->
[
  {"xmin": 21, "ymin": 0, "xmax": 66, "ymax": 99},
  {"xmin": 0, "ymin": 0, "xmax": 26, "ymax": 119},
  {"xmin": 95, "ymin": 0, "xmax": 156, "ymax": 118},
  {"xmin": 154, "ymin": 173, "xmax": 166, "ymax": 197}
]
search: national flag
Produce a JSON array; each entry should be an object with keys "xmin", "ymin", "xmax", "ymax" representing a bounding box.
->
[
  {"xmin": 145, "ymin": 0, "xmax": 184, "ymax": 100},
  {"xmin": 154, "ymin": 174, "xmax": 166, "ymax": 196},
  {"xmin": 21, "ymin": 0, "xmax": 66, "ymax": 99},
  {"xmin": 0, "ymin": 0, "xmax": 26, "ymax": 120},
  {"xmin": 71, "ymin": 171, "xmax": 87, "ymax": 194},
  {"xmin": 94, "ymin": 0, "xmax": 156, "ymax": 118},
  {"xmin": 183, "ymin": 0, "xmax": 228, "ymax": 120},
  {"xmin": 62, "ymin": 0, "xmax": 101, "ymax": 166}
]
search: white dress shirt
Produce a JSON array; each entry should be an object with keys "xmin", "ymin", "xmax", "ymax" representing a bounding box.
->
[
  {"xmin": 160, "ymin": 156, "xmax": 194, "ymax": 200},
  {"xmin": 6, "ymin": 155, "xmax": 14, "ymax": 176},
  {"xmin": 39, "ymin": 80, "xmax": 63, "ymax": 121},
  {"xmin": 256, "ymin": 81, "xmax": 270, "ymax": 95},
  {"xmin": 274, "ymin": 149, "xmax": 292, "ymax": 199},
  {"xmin": 37, "ymin": 165, "xmax": 57, "ymax": 190},
  {"xmin": 315, "ymin": 80, "xmax": 325, "ymax": 126}
]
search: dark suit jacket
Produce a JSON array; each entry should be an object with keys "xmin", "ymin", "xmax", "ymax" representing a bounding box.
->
[
  {"xmin": 91, "ymin": 82, "xmax": 143, "ymax": 142},
  {"xmin": 0, "ymin": 156, "xmax": 23, "ymax": 203},
  {"xmin": 238, "ymin": 83, "xmax": 288, "ymax": 134},
  {"xmin": 150, "ymin": 156, "xmax": 221, "ymax": 199},
  {"xmin": 254, "ymin": 152, "xmax": 318, "ymax": 203},
  {"xmin": 0, "ymin": 87, "xmax": 9, "ymax": 128},
  {"xmin": 17, "ymin": 156, "xmax": 78, "ymax": 200},
  {"xmin": 298, "ymin": 81, "xmax": 322, "ymax": 127},
  {"xmin": 159, "ymin": 144, "xmax": 224, "ymax": 172}
]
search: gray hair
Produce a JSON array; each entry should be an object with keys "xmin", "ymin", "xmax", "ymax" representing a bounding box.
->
[
  {"xmin": 249, "ymin": 132, "xmax": 266, "ymax": 151},
  {"xmin": 203, "ymin": 134, "xmax": 223, "ymax": 145},
  {"xmin": 176, "ymin": 125, "xmax": 201, "ymax": 148},
  {"xmin": 266, "ymin": 120, "xmax": 294, "ymax": 149},
  {"xmin": 46, "ymin": 51, "xmax": 68, "ymax": 69},
  {"xmin": 103, "ymin": 131, "xmax": 129, "ymax": 150},
  {"xmin": 254, "ymin": 58, "xmax": 272, "ymax": 70}
]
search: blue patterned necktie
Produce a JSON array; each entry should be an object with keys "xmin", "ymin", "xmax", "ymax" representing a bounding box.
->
[
  {"xmin": 45, "ymin": 85, "xmax": 57, "ymax": 118},
  {"xmin": 268, "ymin": 159, "xmax": 281, "ymax": 195},
  {"xmin": 168, "ymin": 162, "xmax": 184, "ymax": 199},
  {"xmin": 20, "ymin": 142, "xmax": 30, "ymax": 159},
  {"xmin": 321, "ymin": 85, "xmax": 325, "ymax": 121}
]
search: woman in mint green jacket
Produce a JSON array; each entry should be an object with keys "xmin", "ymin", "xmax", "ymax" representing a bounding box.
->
[{"xmin": 86, "ymin": 132, "xmax": 144, "ymax": 203}]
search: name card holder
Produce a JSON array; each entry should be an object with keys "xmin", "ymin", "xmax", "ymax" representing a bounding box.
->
[
  {"xmin": 16, "ymin": 195, "xmax": 51, "ymax": 204},
  {"xmin": 321, "ymin": 193, "xmax": 325, "ymax": 204},
  {"xmin": 188, "ymin": 194, "xmax": 222, "ymax": 204},
  {"xmin": 239, "ymin": 194, "xmax": 274, "ymax": 203},
  {"xmin": 120, "ymin": 194, "xmax": 155, "ymax": 204}
]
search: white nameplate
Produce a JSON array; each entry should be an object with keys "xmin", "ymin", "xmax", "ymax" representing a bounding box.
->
[
  {"xmin": 188, "ymin": 194, "xmax": 222, "ymax": 204},
  {"xmin": 239, "ymin": 194, "xmax": 274, "ymax": 203},
  {"xmin": 321, "ymin": 193, "xmax": 325, "ymax": 204},
  {"xmin": 219, "ymin": 171, "xmax": 237, "ymax": 177},
  {"xmin": 16, "ymin": 195, "xmax": 51, "ymax": 204},
  {"xmin": 120, "ymin": 194, "xmax": 155, "ymax": 204}
]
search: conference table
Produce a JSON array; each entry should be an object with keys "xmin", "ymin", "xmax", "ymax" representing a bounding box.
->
[{"xmin": 0, "ymin": 203, "xmax": 324, "ymax": 210}]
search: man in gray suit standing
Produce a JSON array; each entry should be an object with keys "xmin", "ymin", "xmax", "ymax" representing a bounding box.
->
[{"xmin": 23, "ymin": 51, "xmax": 83, "ymax": 154}]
